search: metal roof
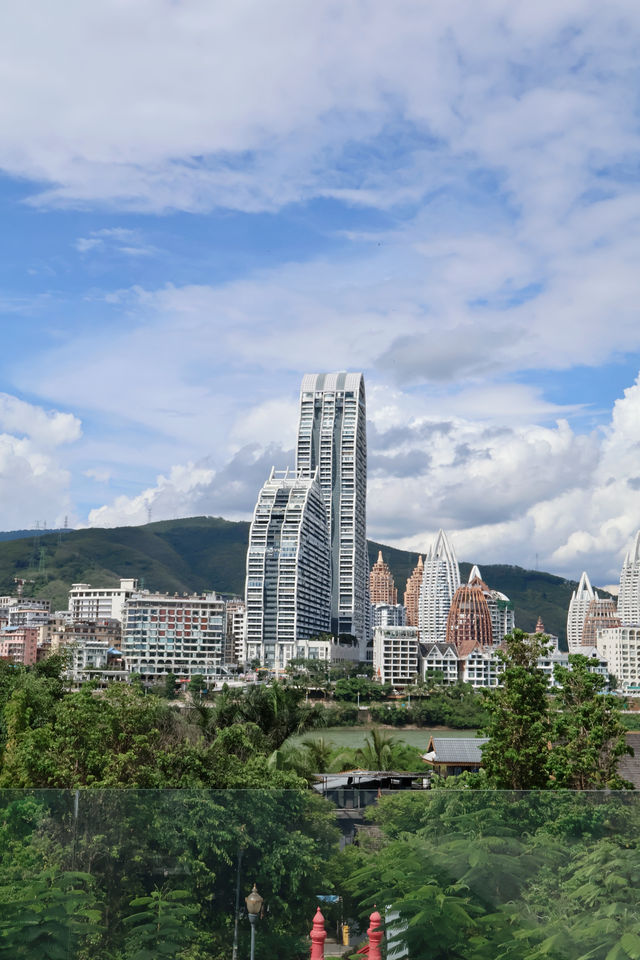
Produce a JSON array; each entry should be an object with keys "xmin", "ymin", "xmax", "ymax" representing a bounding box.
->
[{"xmin": 423, "ymin": 737, "xmax": 489, "ymax": 765}]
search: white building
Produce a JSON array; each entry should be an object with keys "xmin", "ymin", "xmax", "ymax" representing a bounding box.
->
[
  {"xmin": 62, "ymin": 619, "xmax": 123, "ymax": 682},
  {"xmin": 245, "ymin": 468, "xmax": 331, "ymax": 670},
  {"xmin": 373, "ymin": 625, "xmax": 419, "ymax": 687},
  {"xmin": 122, "ymin": 591, "xmax": 226, "ymax": 679},
  {"xmin": 597, "ymin": 626, "xmax": 640, "ymax": 692},
  {"xmin": 7, "ymin": 599, "xmax": 51, "ymax": 628},
  {"xmin": 418, "ymin": 530, "xmax": 460, "ymax": 642},
  {"xmin": 372, "ymin": 603, "xmax": 406, "ymax": 629},
  {"xmin": 68, "ymin": 579, "xmax": 139, "ymax": 623},
  {"xmin": 462, "ymin": 645, "xmax": 505, "ymax": 688},
  {"xmin": 296, "ymin": 372, "xmax": 370, "ymax": 657},
  {"xmin": 619, "ymin": 531, "xmax": 640, "ymax": 626},
  {"xmin": 419, "ymin": 641, "xmax": 459, "ymax": 685},
  {"xmin": 567, "ymin": 571, "xmax": 596, "ymax": 651}
]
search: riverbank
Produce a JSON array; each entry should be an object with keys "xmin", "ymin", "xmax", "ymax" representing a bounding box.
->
[{"xmin": 287, "ymin": 724, "xmax": 477, "ymax": 751}]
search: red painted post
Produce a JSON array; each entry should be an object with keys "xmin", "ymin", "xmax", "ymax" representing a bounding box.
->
[
  {"xmin": 367, "ymin": 907, "xmax": 384, "ymax": 960},
  {"xmin": 310, "ymin": 906, "xmax": 326, "ymax": 960}
]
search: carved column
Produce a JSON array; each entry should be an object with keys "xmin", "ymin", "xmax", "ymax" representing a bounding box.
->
[
  {"xmin": 310, "ymin": 906, "xmax": 326, "ymax": 960},
  {"xmin": 367, "ymin": 907, "xmax": 384, "ymax": 960}
]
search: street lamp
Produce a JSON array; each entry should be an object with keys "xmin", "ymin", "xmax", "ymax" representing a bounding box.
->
[{"xmin": 245, "ymin": 883, "xmax": 263, "ymax": 960}]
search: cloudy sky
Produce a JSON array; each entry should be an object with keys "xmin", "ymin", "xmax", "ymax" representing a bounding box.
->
[{"xmin": 1, "ymin": 0, "xmax": 640, "ymax": 584}]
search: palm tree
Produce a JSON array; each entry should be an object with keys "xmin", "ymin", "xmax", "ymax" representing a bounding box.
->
[
  {"xmin": 355, "ymin": 729, "xmax": 398, "ymax": 770},
  {"xmin": 301, "ymin": 736, "xmax": 335, "ymax": 772}
]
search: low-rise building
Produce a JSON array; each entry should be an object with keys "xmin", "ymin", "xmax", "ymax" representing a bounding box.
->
[
  {"xmin": 68, "ymin": 579, "xmax": 139, "ymax": 622},
  {"xmin": 373, "ymin": 625, "xmax": 419, "ymax": 687},
  {"xmin": 419, "ymin": 641, "xmax": 459, "ymax": 685},
  {"xmin": 597, "ymin": 626, "xmax": 640, "ymax": 692},
  {"xmin": 224, "ymin": 599, "xmax": 246, "ymax": 665},
  {"xmin": 0, "ymin": 626, "xmax": 38, "ymax": 665}
]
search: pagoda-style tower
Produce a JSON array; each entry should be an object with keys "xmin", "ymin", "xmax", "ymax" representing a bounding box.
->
[
  {"xmin": 404, "ymin": 555, "xmax": 423, "ymax": 628},
  {"xmin": 370, "ymin": 550, "xmax": 398, "ymax": 605},
  {"xmin": 446, "ymin": 574, "xmax": 494, "ymax": 658}
]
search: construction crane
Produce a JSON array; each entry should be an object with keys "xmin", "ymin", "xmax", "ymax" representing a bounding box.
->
[{"xmin": 13, "ymin": 577, "xmax": 35, "ymax": 600}]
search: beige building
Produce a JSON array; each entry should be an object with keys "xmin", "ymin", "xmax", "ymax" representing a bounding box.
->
[{"xmin": 373, "ymin": 625, "xmax": 419, "ymax": 687}]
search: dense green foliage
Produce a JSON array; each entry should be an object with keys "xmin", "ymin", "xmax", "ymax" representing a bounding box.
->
[
  {"xmin": 337, "ymin": 790, "xmax": 640, "ymax": 960},
  {"xmin": 370, "ymin": 682, "xmax": 488, "ymax": 728},
  {"xmin": 480, "ymin": 631, "xmax": 631, "ymax": 790},
  {"xmin": 0, "ymin": 789, "xmax": 339, "ymax": 959},
  {"xmin": 0, "ymin": 518, "xmax": 601, "ymax": 641}
]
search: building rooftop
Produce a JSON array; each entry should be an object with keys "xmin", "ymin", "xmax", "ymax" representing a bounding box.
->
[{"xmin": 423, "ymin": 737, "xmax": 489, "ymax": 765}]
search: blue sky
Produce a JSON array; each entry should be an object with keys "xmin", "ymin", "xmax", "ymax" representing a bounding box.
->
[{"xmin": 2, "ymin": 0, "xmax": 640, "ymax": 584}]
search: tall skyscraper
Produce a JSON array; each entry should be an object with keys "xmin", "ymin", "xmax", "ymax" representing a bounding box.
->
[
  {"xmin": 296, "ymin": 372, "xmax": 369, "ymax": 655},
  {"xmin": 245, "ymin": 468, "xmax": 331, "ymax": 670},
  {"xmin": 370, "ymin": 550, "xmax": 398, "ymax": 605},
  {"xmin": 619, "ymin": 531, "xmax": 640, "ymax": 625},
  {"xmin": 404, "ymin": 555, "xmax": 423, "ymax": 628},
  {"xmin": 418, "ymin": 530, "xmax": 460, "ymax": 642},
  {"xmin": 567, "ymin": 571, "xmax": 595, "ymax": 651}
]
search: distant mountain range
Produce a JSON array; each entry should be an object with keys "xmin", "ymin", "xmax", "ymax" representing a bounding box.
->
[{"xmin": 0, "ymin": 516, "xmax": 600, "ymax": 647}]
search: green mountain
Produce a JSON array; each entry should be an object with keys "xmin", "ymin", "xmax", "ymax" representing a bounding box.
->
[{"xmin": 0, "ymin": 516, "xmax": 589, "ymax": 647}]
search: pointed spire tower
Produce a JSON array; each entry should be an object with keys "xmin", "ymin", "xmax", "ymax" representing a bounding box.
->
[
  {"xmin": 404, "ymin": 555, "xmax": 423, "ymax": 628},
  {"xmin": 418, "ymin": 530, "xmax": 461, "ymax": 642},
  {"xmin": 567, "ymin": 571, "xmax": 595, "ymax": 652},
  {"xmin": 369, "ymin": 550, "xmax": 398, "ymax": 605},
  {"xmin": 618, "ymin": 530, "xmax": 640, "ymax": 626}
]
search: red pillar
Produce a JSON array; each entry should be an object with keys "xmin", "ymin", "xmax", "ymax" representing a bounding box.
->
[
  {"xmin": 367, "ymin": 907, "xmax": 384, "ymax": 960},
  {"xmin": 310, "ymin": 906, "xmax": 326, "ymax": 960}
]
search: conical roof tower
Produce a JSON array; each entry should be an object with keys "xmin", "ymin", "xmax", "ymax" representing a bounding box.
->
[
  {"xmin": 567, "ymin": 571, "xmax": 595, "ymax": 652},
  {"xmin": 418, "ymin": 530, "xmax": 460, "ymax": 642}
]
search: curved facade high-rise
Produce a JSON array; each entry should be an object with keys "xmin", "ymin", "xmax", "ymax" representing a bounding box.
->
[
  {"xmin": 244, "ymin": 468, "xmax": 331, "ymax": 669},
  {"xmin": 619, "ymin": 531, "xmax": 640, "ymax": 625},
  {"xmin": 567, "ymin": 571, "xmax": 595, "ymax": 652},
  {"xmin": 296, "ymin": 372, "xmax": 369, "ymax": 655},
  {"xmin": 418, "ymin": 530, "xmax": 460, "ymax": 642},
  {"xmin": 446, "ymin": 574, "xmax": 494, "ymax": 658}
]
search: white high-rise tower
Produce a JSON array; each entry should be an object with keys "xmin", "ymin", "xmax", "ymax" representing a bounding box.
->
[
  {"xmin": 567, "ymin": 571, "xmax": 596, "ymax": 651},
  {"xmin": 619, "ymin": 531, "xmax": 640, "ymax": 626},
  {"xmin": 296, "ymin": 372, "xmax": 369, "ymax": 656},
  {"xmin": 418, "ymin": 529, "xmax": 460, "ymax": 642},
  {"xmin": 244, "ymin": 468, "xmax": 331, "ymax": 669}
]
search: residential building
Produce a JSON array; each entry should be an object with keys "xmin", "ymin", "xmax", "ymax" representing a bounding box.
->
[
  {"xmin": 582, "ymin": 597, "xmax": 620, "ymax": 646},
  {"xmin": 567, "ymin": 571, "xmax": 596, "ymax": 651},
  {"xmin": 619, "ymin": 530, "xmax": 640, "ymax": 625},
  {"xmin": 422, "ymin": 737, "xmax": 488, "ymax": 778},
  {"xmin": 122, "ymin": 591, "xmax": 226, "ymax": 679},
  {"xmin": 59, "ymin": 619, "xmax": 123, "ymax": 682},
  {"xmin": 419, "ymin": 641, "xmax": 459, "ymax": 685},
  {"xmin": 245, "ymin": 468, "xmax": 331, "ymax": 670},
  {"xmin": 372, "ymin": 602, "xmax": 406, "ymax": 629},
  {"xmin": 370, "ymin": 550, "xmax": 397, "ymax": 605},
  {"xmin": 404, "ymin": 555, "xmax": 423, "ymax": 628},
  {"xmin": 461, "ymin": 645, "xmax": 504, "ymax": 688},
  {"xmin": 296, "ymin": 372, "xmax": 369, "ymax": 656},
  {"xmin": 68, "ymin": 579, "xmax": 139, "ymax": 622},
  {"xmin": 597, "ymin": 626, "xmax": 640, "ymax": 692},
  {"xmin": 446, "ymin": 573, "xmax": 494, "ymax": 657},
  {"xmin": 418, "ymin": 531, "xmax": 460, "ymax": 642},
  {"xmin": 7, "ymin": 600, "xmax": 51, "ymax": 629},
  {"xmin": 224, "ymin": 599, "xmax": 246, "ymax": 665},
  {"xmin": 0, "ymin": 626, "xmax": 38, "ymax": 665},
  {"xmin": 373, "ymin": 625, "xmax": 419, "ymax": 687}
]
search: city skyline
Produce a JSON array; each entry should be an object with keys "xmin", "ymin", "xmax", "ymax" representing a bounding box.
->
[{"xmin": 2, "ymin": 4, "xmax": 640, "ymax": 584}]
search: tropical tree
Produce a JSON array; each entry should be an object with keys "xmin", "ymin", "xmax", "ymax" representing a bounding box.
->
[
  {"xmin": 480, "ymin": 630, "xmax": 552, "ymax": 789},
  {"xmin": 548, "ymin": 654, "xmax": 632, "ymax": 789}
]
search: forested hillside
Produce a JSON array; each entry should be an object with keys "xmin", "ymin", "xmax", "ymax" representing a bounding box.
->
[{"xmin": 0, "ymin": 517, "xmax": 595, "ymax": 645}]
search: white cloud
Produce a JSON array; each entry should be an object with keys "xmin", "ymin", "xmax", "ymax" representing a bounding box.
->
[{"xmin": 0, "ymin": 395, "xmax": 81, "ymax": 528}]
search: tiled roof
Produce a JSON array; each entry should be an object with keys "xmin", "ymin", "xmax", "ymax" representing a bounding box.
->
[{"xmin": 425, "ymin": 737, "xmax": 489, "ymax": 764}]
